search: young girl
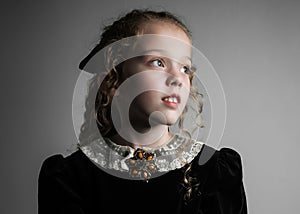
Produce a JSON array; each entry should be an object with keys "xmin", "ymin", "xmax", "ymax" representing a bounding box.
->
[{"xmin": 38, "ymin": 9, "xmax": 247, "ymax": 214}]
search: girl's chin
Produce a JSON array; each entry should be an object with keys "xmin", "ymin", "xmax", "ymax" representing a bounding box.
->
[{"xmin": 148, "ymin": 115, "xmax": 180, "ymax": 126}]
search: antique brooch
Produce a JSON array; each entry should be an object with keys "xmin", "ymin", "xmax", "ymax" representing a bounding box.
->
[{"xmin": 125, "ymin": 148, "xmax": 156, "ymax": 181}]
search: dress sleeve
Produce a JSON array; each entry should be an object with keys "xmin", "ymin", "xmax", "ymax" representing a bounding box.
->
[
  {"xmin": 198, "ymin": 147, "xmax": 248, "ymax": 214},
  {"xmin": 38, "ymin": 154, "xmax": 86, "ymax": 214}
]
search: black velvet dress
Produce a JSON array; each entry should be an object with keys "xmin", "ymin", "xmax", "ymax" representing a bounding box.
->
[{"xmin": 38, "ymin": 144, "xmax": 247, "ymax": 214}]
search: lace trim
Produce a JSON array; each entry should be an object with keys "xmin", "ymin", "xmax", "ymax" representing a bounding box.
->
[{"xmin": 80, "ymin": 134, "xmax": 203, "ymax": 179}]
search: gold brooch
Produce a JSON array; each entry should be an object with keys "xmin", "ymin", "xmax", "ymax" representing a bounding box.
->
[{"xmin": 126, "ymin": 148, "xmax": 156, "ymax": 181}]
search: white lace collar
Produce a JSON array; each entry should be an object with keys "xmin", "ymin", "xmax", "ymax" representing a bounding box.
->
[{"xmin": 80, "ymin": 134, "xmax": 203, "ymax": 180}]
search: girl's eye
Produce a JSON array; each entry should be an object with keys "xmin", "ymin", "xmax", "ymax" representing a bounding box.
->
[
  {"xmin": 180, "ymin": 66, "xmax": 191, "ymax": 75},
  {"xmin": 151, "ymin": 59, "xmax": 164, "ymax": 67}
]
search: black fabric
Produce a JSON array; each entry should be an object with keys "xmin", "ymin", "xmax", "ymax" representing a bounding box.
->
[{"xmin": 38, "ymin": 145, "xmax": 247, "ymax": 214}]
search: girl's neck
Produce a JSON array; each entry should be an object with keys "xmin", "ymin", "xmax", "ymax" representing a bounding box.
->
[{"xmin": 109, "ymin": 125, "xmax": 172, "ymax": 150}]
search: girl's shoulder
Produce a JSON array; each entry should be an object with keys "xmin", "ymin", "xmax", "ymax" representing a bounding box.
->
[
  {"xmin": 38, "ymin": 149, "xmax": 91, "ymax": 180},
  {"xmin": 193, "ymin": 144, "xmax": 245, "ymax": 188},
  {"xmin": 39, "ymin": 144, "xmax": 245, "ymax": 186}
]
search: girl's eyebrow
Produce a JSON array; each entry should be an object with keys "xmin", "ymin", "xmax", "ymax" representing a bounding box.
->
[
  {"xmin": 139, "ymin": 49, "xmax": 192, "ymax": 64},
  {"xmin": 139, "ymin": 48, "xmax": 169, "ymax": 56}
]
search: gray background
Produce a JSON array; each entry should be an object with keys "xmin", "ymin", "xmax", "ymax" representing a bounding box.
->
[{"xmin": 1, "ymin": 0, "xmax": 300, "ymax": 213}]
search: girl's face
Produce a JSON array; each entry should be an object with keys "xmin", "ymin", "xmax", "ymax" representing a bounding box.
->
[{"xmin": 119, "ymin": 21, "xmax": 192, "ymax": 128}]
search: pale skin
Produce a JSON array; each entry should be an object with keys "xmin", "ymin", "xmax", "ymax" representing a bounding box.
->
[{"xmin": 110, "ymin": 21, "xmax": 192, "ymax": 150}]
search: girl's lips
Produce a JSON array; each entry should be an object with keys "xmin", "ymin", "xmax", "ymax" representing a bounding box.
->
[
  {"xmin": 162, "ymin": 94, "xmax": 181, "ymax": 109},
  {"xmin": 162, "ymin": 94, "xmax": 181, "ymax": 103}
]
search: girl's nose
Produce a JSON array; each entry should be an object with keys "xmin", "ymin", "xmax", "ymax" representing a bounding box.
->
[
  {"xmin": 166, "ymin": 64, "xmax": 183, "ymax": 87},
  {"xmin": 166, "ymin": 75, "xmax": 182, "ymax": 87}
]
